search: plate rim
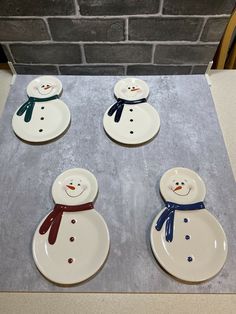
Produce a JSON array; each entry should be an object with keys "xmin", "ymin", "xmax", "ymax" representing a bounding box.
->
[
  {"xmin": 26, "ymin": 75, "xmax": 63, "ymax": 98},
  {"xmin": 51, "ymin": 168, "xmax": 99, "ymax": 205},
  {"xmin": 103, "ymin": 102, "xmax": 160, "ymax": 145},
  {"xmin": 32, "ymin": 209, "xmax": 110, "ymax": 285},
  {"xmin": 159, "ymin": 167, "xmax": 207, "ymax": 204},
  {"xmin": 12, "ymin": 99, "xmax": 71, "ymax": 143},
  {"xmin": 150, "ymin": 208, "xmax": 228, "ymax": 282},
  {"xmin": 114, "ymin": 77, "xmax": 150, "ymax": 101}
]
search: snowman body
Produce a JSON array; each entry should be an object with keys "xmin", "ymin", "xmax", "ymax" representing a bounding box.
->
[
  {"xmin": 32, "ymin": 168, "xmax": 110, "ymax": 285},
  {"xmin": 12, "ymin": 76, "xmax": 70, "ymax": 142},
  {"xmin": 103, "ymin": 78, "xmax": 160, "ymax": 145},
  {"xmin": 150, "ymin": 167, "xmax": 227, "ymax": 282}
]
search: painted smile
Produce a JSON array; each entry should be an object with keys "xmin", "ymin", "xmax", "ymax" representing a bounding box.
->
[
  {"xmin": 65, "ymin": 186, "xmax": 87, "ymax": 198},
  {"xmin": 172, "ymin": 187, "xmax": 191, "ymax": 196},
  {"xmin": 37, "ymin": 85, "xmax": 54, "ymax": 95}
]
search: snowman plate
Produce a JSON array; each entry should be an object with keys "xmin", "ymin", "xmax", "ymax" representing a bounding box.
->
[
  {"xmin": 103, "ymin": 103, "xmax": 160, "ymax": 145},
  {"xmin": 103, "ymin": 78, "xmax": 160, "ymax": 145},
  {"xmin": 150, "ymin": 209, "xmax": 227, "ymax": 282},
  {"xmin": 12, "ymin": 76, "xmax": 70, "ymax": 143},
  {"xmin": 160, "ymin": 167, "xmax": 206, "ymax": 205},
  {"xmin": 32, "ymin": 168, "xmax": 110, "ymax": 285},
  {"xmin": 150, "ymin": 167, "xmax": 227, "ymax": 282}
]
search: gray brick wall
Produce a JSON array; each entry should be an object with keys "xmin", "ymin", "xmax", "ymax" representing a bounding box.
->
[{"xmin": 0, "ymin": 0, "xmax": 234, "ymax": 75}]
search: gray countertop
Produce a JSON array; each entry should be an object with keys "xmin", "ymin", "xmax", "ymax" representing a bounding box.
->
[{"xmin": 0, "ymin": 75, "xmax": 235, "ymax": 293}]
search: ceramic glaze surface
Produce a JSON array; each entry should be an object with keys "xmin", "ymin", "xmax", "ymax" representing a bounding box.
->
[
  {"xmin": 114, "ymin": 77, "xmax": 149, "ymax": 101},
  {"xmin": 32, "ymin": 168, "xmax": 109, "ymax": 285},
  {"xmin": 12, "ymin": 76, "xmax": 70, "ymax": 142},
  {"xmin": 52, "ymin": 168, "xmax": 98, "ymax": 206},
  {"xmin": 27, "ymin": 76, "xmax": 62, "ymax": 98},
  {"xmin": 150, "ymin": 167, "xmax": 227, "ymax": 282},
  {"xmin": 103, "ymin": 78, "xmax": 160, "ymax": 145},
  {"xmin": 160, "ymin": 167, "xmax": 206, "ymax": 204}
]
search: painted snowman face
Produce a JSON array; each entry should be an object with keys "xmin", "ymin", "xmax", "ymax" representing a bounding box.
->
[
  {"xmin": 114, "ymin": 78, "xmax": 149, "ymax": 101},
  {"xmin": 52, "ymin": 168, "xmax": 98, "ymax": 206},
  {"xmin": 26, "ymin": 76, "xmax": 62, "ymax": 98},
  {"xmin": 64, "ymin": 176, "xmax": 87, "ymax": 198},
  {"xmin": 169, "ymin": 177, "xmax": 192, "ymax": 197},
  {"xmin": 160, "ymin": 168, "xmax": 206, "ymax": 204},
  {"xmin": 36, "ymin": 82, "xmax": 55, "ymax": 95}
]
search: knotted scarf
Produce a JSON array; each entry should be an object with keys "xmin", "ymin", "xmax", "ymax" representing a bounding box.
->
[
  {"xmin": 155, "ymin": 201, "xmax": 205, "ymax": 242},
  {"xmin": 17, "ymin": 95, "xmax": 59, "ymax": 122},
  {"xmin": 39, "ymin": 202, "xmax": 94, "ymax": 245},
  {"xmin": 108, "ymin": 98, "xmax": 147, "ymax": 123}
]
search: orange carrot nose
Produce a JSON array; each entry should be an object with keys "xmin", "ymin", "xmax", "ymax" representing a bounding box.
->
[
  {"xmin": 174, "ymin": 186, "xmax": 182, "ymax": 191},
  {"xmin": 66, "ymin": 185, "xmax": 75, "ymax": 190}
]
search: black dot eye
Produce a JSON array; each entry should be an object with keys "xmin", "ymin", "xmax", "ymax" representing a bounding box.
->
[
  {"xmin": 132, "ymin": 86, "xmax": 135, "ymax": 89},
  {"xmin": 70, "ymin": 182, "xmax": 73, "ymax": 185},
  {"xmin": 175, "ymin": 182, "xmax": 179, "ymax": 185},
  {"xmin": 181, "ymin": 182, "xmax": 185, "ymax": 185},
  {"xmin": 128, "ymin": 87, "xmax": 131, "ymax": 89},
  {"xmin": 77, "ymin": 183, "xmax": 80, "ymax": 186},
  {"xmin": 42, "ymin": 85, "xmax": 44, "ymax": 88}
]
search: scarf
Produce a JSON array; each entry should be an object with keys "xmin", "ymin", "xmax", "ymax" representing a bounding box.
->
[
  {"xmin": 155, "ymin": 201, "xmax": 205, "ymax": 242},
  {"xmin": 108, "ymin": 97, "xmax": 147, "ymax": 122},
  {"xmin": 39, "ymin": 202, "xmax": 94, "ymax": 245},
  {"xmin": 17, "ymin": 95, "xmax": 59, "ymax": 122}
]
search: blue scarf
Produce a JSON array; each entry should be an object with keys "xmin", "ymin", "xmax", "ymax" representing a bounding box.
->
[
  {"xmin": 108, "ymin": 97, "xmax": 147, "ymax": 123},
  {"xmin": 17, "ymin": 95, "xmax": 59, "ymax": 122},
  {"xmin": 155, "ymin": 201, "xmax": 205, "ymax": 242}
]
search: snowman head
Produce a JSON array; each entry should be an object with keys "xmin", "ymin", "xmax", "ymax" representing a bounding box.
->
[
  {"xmin": 52, "ymin": 168, "xmax": 98, "ymax": 206},
  {"xmin": 114, "ymin": 78, "xmax": 149, "ymax": 101},
  {"xmin": 27, "ymin": 76, "xmax": 62, "ymax": 98},
  {"xmin": 160, "ymin": 167, "xmax": 206, "ymax": 205}
]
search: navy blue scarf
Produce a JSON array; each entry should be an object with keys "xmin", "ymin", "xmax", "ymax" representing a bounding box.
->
[
  {"xmin": 155, "ymin": 201, "xmax": 205, "ymax": 242},
  {"xmin": 17, "ymin": 95, "xmax": 59, "ymax": 122},
  {"xmin": 108, "ymin": 97, "xmax": 147, "ymax": 123}
]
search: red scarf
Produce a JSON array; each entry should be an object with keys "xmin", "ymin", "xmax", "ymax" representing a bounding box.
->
[{"xmin": 39, "ymin": 202, "xmax": 94, "ymax": 245}]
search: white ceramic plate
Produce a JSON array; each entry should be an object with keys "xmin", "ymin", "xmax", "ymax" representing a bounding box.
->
[
  {"xmin": 12, "ymin": 76, "xmax": 70, "ymax": 143},
  {"xmin": 32, "ymin": 168, "xmax": 110, "ymax": 285},
  {"xmin": 52, "ymin": 168, "xmax": 98, "ymax": 206},
  {"xmin": 103, "ymin": 103, "xmax": 160, "ymax": 145},
  {"xmin": 12, "ymin": 99, "xmax": 70, "ymax": 142},
  {"xmin": 114, "ymin": 78, "xmax": 149, "ymax": 101},
  {"xmin": 150, "ymin": 208, "xmax": 227, "ymax": 282},
  {"xmin": 33, "ymin": 209, "xmax": 110, "ymax": 285},
  {"xmin": 160, "ymin": 167, "xmax": 206, "ymax": 205},
  {"xmin": 27, "ymin": 76, "xmax": 62, "ymax": 98}
]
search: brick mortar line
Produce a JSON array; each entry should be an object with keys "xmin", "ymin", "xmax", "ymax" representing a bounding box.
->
[
  {"xmin": 13, "ymin": 62, "xmax": 207, "ymax": 67},
  {"xmin": 0, "ymin": 14, "xmax": 230, "ymax": 19},
  {"xmin": 159, "ymin": 0, "xmax": 164, "ymax": 14},
  {"xmin": 125, "ymin": 18, "xmax": 128, "ymax": 41},
  {"xmin": 80, "ymin": 43, "xmax": 87, "ymax": 63},
  {"xmin": 74, "ymin": 0, "xmax": 80, "ymax": 17},
  {"xmin": 5, "ymin": 40, "xmax": 219, "ymax": 44},
  {"xmin": 196, "ymin": 17, "xmax": 208, "ymax": 41},
  {"xmin": 151, "ymin": 44, "xmax": 156, "ymax": 63},
  {"xmin": 43, "ymin": 17, "xmax": 53, "ymax": 41}
]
